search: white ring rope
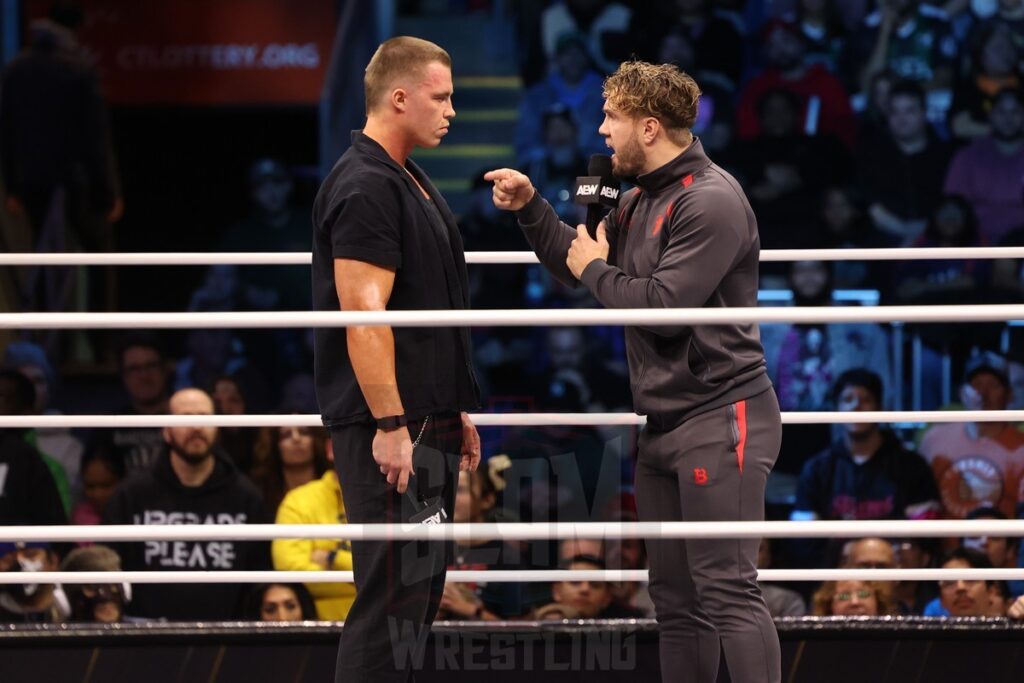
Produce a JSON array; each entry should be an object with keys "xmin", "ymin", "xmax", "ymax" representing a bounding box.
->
[
  {"xmin": 2, "ymin": 304, "xmax": 1024, "ymax": 330},
  {"xmin": 5, "ymin": 520, "xmax": 1024, "ymax": 543},
  {"xmin": 3, "ymin": 247, "xmax": 1024, "ymax": 266},
  {"xmin": 1, "ymin": 410, "xmax": 1022, "ymax": 430},
  {"xmin": 2, "ymin": 568, "xmax": 1023, "ymax": 585}
]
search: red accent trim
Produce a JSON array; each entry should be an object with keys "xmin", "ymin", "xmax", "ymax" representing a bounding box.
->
[
  {"xmin": 735, "ymin": 400, "xmax": 747, "ymax": 474},
  {"xmin": 652, "ymin": 215, "xmax": 665, "ymax": 237},
  {"xmin": 682, "ymin": 174, "xmax": 694, "ymax": 188},
  {"xmin": 665, "ymin": 199, "xmax": 675, "ymax": 218}
]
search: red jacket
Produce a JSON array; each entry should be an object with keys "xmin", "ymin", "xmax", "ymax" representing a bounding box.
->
[{"xmin": 737, "ymin": 65, "xmax": 857, "ymax": 151}]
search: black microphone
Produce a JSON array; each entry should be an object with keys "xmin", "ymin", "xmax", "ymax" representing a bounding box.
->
[{"xmin": 573, "ymin": 154, "xmax": 621, "ymax": 240}]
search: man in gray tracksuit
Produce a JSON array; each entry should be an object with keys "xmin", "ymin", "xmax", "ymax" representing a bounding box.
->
[{"xmin": 486, "ymin": 61, "xmax": 782, "ymax": 683}]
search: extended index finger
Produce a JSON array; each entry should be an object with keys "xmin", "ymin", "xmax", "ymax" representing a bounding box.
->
[{"xmin": 483, "ymin": 168, "xmax": 515, "ymax": 182}]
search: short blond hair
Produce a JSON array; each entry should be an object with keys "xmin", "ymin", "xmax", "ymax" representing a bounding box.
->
[
  {"xmin": 603, "ymin": 61, "xmax": 701, "ymax": 145},
  {"xmin": 364, "ymin": 36, "xmax": 451, "ymax": 114}
]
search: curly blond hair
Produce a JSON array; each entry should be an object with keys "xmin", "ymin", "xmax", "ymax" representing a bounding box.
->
[{"xmin": 602, "ymin": 61, "xmax": 701, "ymax": 144}]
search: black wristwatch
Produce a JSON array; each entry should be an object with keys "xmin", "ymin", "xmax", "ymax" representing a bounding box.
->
[{"xmin": 376, "ymin": 414, "xmax": 408, "ymax": 431}]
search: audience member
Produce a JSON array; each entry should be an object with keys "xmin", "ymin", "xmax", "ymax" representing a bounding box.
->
[
  {"xmin": 764, "ymin": 262, "xmax": 891, "ymax": 412},
  {"xmin": 845, "ymin": 537, "xmax": 897, "ymax": 570},
  {"xmin": 857, "ymin": 80, "xmax": 954, "ymax": 245},
  {"xmin": 104, "ymin": 388, "xmax": 269, "ymax": 621},
  {"xmin": 656, "ymin": 28, "xmax": 735, "ymax": 153},
  {"xmin": 894, "ymin": 195, "xmax": 989, "ymax": 307},
  {"xmin": 0, "ymin": 369, "xmax": 70, "ymax": 515},
  {"xmin": 272, "ymin": 437, "xmax": 354, "ymax": 621},
  {"xmin": 0, "ymin": 542, "xmax": 64, "ymax": 623},
  {"xmin": 628, "ymin": 0, "xmax": 744, "ymax": 90},
  {"xmin": 219, "ymin": 158, "xmax": 311, "ymax": 311},
  {"xmin": 737, "ymin": 20, "xmax": 857, "ymax": 150},
  {"xmin": 730, "ymin": 90, "xmax": 850, "ymax": 252},
  {"xmin": 949, "ymin": 22, "xmax": 1022, "ymax": 140},
  {"xmin": 815, "ymin": 185, "xmax": 895, "ymax": 290},
  {"xmin": 0, "ymin": 15, "xmax": 121, "ymax": 317},
  {"xmin": 3, "ymin": 341, "xmax": 83, "ymax": 492},
  {"xmin": 919, "ymin": 351, "xmax": 1024, "ymax": 519},
  {"xmin": 0, "ymin": 402, "xmax": 66, "ymax": 528},
  {"xmin": 540, "ymin": 0, "xmax": 632, "ymax": 75},
  {"xmin": 603, "ymin": 492, "xmax": 655, "ymax": 618},
  {"xmin": 963, "ymin": 506, "xmax": 1023, "ymax": 596},
  {"xmin": 853, "ymin": 0, "xmax": 958, "ymax": 93},
  {"xmin": 244, "ymin": 583, "xmax": 318, "ymax": 622},
  {"xmin": 757, "ymin": 538, "xmax": 808, "ymax": 617},
  {"xmin": 441, "ymin": 456, "xmax": 540, "ymax": 620},
  {"xmin": 71, "ymin": 450, "xmax": 123, "ymax": 528},
  {"xmin": 812, "ymin": 580, "xmax": 894, "ymax": 616},
  {"xmin": 892, "ymin": 537, "xmax": 942, "ymax": 614},
  {"xmin": 530, "ymin": 554, "xmax": 645, "ymax": 620},
  {"xmin": 925, "ymin": 547, "xmax": 997, "ymax": 616},
  {"xmin": 91, "ymin": 335, "xmax": 171, "ymax": 475},
  {"xmin": 516, "ymin": 33, "xmax": 605, "ymax": 165},
  {"xmin": 252, "ymin": 424, "xmax": 330, "ymax": 513},
  {"xmin": 945, "ymin": 87, "xmax": 1024, "ymax": 245},
  {"xmin": 792, "ymin": 369, "xmax": 939, "ymax": 522},
  {"xmin": 523, "ymin": 106, "xmax": 589, "ymax": 224},
  {"xmin": 210, "ymin": 375, "xmax": 261, "ymax": 478},
  {"xmin": 784, "ymin": 0, "xmax": 850, "ymax": 73},
  {"xmin": 859, "ymin": 69, "xmax": 899, "ymax": 140},
  {"xmin": 60, "ymin": 545, "xmax": 127, "ymax": 623}
]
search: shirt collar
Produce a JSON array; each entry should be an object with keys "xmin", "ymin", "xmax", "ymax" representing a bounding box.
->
[{"xmin": 631, "ymin": 137, "xmax": 712, "ymax": 193}]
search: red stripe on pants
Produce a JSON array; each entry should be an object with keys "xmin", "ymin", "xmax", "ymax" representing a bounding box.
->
[{"xmin": 735, "ymin": 400, "xmax": 747, "ymax": 474}]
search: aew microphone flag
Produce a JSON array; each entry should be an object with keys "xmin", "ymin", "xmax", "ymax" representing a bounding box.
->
[{"xmin": 574, "ymin": 154, "xmax": 620, "ymax": 239}]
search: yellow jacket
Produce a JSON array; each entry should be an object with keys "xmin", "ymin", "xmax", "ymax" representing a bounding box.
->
[{"xmin": 272, "ymin": 470, "xmax": 355, "ymax": 620}]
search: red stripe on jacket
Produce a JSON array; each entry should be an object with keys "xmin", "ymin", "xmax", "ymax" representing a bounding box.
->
[{"xmin": 735, "ymin": 400, "xmax": 747, "ymax": 474}]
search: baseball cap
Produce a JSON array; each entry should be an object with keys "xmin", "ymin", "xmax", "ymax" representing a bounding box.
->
[
  {"xmin": 248, "ymin": 158, "xmax": 289, "ymax": 185},
  {"xmin": 964, "ymin": 350, "xmax": 1010, "ymax": 388}
]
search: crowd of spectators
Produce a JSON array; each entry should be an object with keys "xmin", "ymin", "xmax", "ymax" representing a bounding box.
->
[{"xmin": 2, "ymin": 0, "xmax": 1024, "ymax": 626}]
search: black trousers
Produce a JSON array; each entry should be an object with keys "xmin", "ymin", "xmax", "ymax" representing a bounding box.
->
[
  {"xmin": 636, "ymin": 389, "xmax": 782, "ymax": 683},
  {"xmin": 330, "ymin": 414, "xmax": 461, "ymax": 683}
]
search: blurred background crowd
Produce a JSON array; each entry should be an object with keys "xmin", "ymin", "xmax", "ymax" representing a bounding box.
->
[{"xmin": 1, "ymin": 0, "xmax": 1023, "ymax": 625}]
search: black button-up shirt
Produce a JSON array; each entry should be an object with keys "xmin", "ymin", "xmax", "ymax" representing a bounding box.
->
[{"xmin": 312, "ymin": 131, "xmax": 479, "ymax": 427}]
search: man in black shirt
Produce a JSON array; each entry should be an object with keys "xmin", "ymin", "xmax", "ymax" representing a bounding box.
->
[
  {"xmin": 104, "ymin": 388, "xmax": 268, "ymax": 620},
  {"xmin": 311, "ymin": 36, "xmax": 481, "ymax": 683}
]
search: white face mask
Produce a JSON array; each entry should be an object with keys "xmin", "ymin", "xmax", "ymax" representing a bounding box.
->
[{"xmin": 14, "ymin": 554, "xmax": 47, "ymax": 597}]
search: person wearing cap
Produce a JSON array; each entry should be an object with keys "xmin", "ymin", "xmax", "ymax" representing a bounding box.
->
[
  {"xmin": 60, "ymin": 545, "xmax": 129, "ymax": 623},
  {"xmin": 919, "ymin": 351, "xmax": 1024, "ymax": 519},
  {"xmin": 789, "ymin": 368, "xmax": 939, "ymax": 568},
  {"xmin": 219, "ymin": 156, "xmax": 310, "ymax": 312},
  {"xmin": 0, "ymin": 541, "xmax": 65, "ymax": 623}
]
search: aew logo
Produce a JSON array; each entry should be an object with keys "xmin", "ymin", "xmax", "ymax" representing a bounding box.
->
[
  {"xmin": 574, "ymin": 176, "xmax": 620, "ymax": 204},
  {"xmin": 409, "ymin": 497, "xmax": 448, "ymax": 525}
]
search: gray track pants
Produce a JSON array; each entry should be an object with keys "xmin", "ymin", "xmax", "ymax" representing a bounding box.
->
[{"xmin": 636, "ymin": 389, "xmax": 782, "ymax": 683}]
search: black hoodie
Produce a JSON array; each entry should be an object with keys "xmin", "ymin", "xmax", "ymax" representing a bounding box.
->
[{"xmin": 104, "ymin": 446, "xmax": 269, "ymax": 621}]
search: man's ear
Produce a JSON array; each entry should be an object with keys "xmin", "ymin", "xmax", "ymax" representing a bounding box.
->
[
  {"xmin": 391, "ymin": 87, "xmax": 408, "ymax": 112},
  {"xmin": 641, "ymin": 116, "xmax": 660, "ymax": 144},
  {"xmin": 162, "ymin": 426, "xmax": 171, "ymax": 444}
]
